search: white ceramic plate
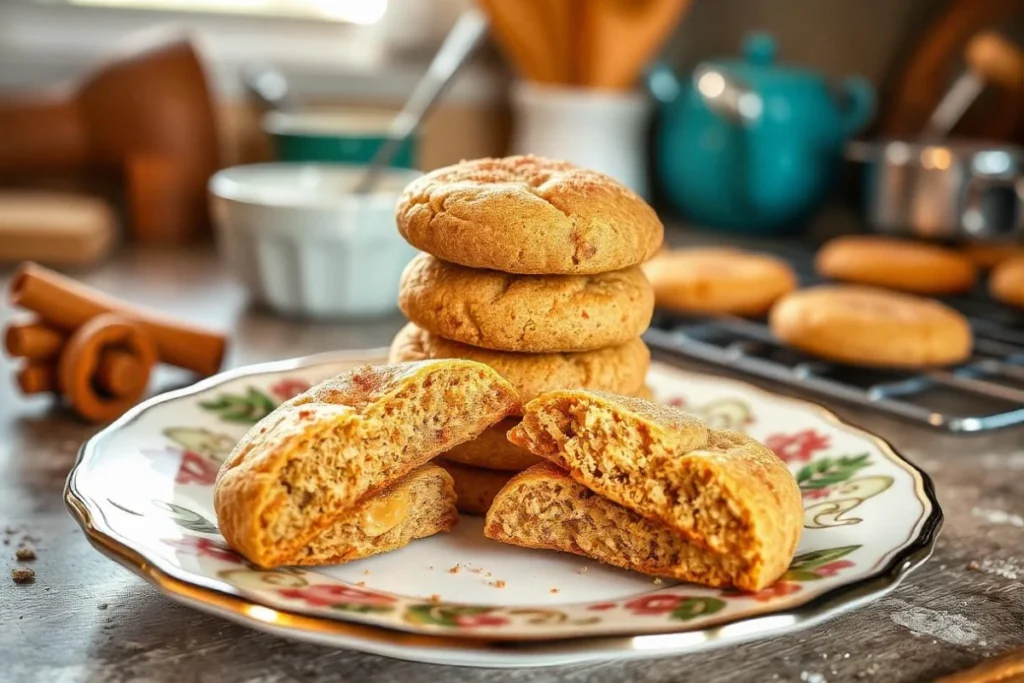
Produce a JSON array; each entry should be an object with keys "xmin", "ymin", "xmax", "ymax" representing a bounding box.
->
[{"xmin": 66, "ymin": 351, "xmax": 941, "ymax": 668}]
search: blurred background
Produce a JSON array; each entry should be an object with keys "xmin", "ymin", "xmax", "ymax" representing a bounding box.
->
[{"xmin": 0, "ymin": 0, "xmax": 1021, "ymax": 312}]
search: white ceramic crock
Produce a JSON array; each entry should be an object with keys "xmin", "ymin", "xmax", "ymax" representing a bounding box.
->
[
  {"xmin": 510, "ymin": 81, "xmax": 653, "ymax": 198},
  {"xmin": 209, "ymin": 163, "xmax": 421, "ymax": 319}
]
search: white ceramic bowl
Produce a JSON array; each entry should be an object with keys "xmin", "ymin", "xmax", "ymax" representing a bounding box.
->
[{"xmin": 210, "ymin": 163, "xmax": 421, "ymax": 318}]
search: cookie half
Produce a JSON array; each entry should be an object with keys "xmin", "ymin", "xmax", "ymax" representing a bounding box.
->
[
  {"xmin": 508, "ymin": 390, "xmax": 803, "ymax": 583},
  {"xmin": 291, "ymin": 464, "xmax": 457, "ymax": 565},
  {"xmin": 769, "ymin": 285, "xmax": 973, "ymax": 367},
  {"xmin": 399, "ymin": 253, "xmax": 654, "ymax": 352},
  {"xmin": 395, "ymin": 155, "xmax": 663, "ymax": 274},
  {"xmin": 214, "ymin": 360, "xmax": 519, "ymax": 567},
  {"xmin": 389, "ymin": 323, "xmax": 650, "ymax": 408},
  {"xmin": 485, "ymin": 463, "xmax": 764, "ymax": 590},
  {"xmin": 816, "ymin": 235, "xmax": 976, "ymax": 295},
  {"xmin": 643, "ymin": 248, "xmax": 797, "ymax": 316}
]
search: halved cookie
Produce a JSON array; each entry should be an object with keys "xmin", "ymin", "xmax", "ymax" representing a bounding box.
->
[
  {"xmin": 215, "ymin": 360, "xmax": 520, "ymax": 567},
  {"xmin": 508, "ymin": 390, "xmax": 802, "ymax": 584},
  {"xmin": 292, "ymin": 464, "xmax": 457, "ymax": 565},
  {"xmin": 485, "ymin": 463, "xmax": 761, "ymax": 589},
  {"xmin": 437, "ymin": 460, "xmax": 514, "ymax": 516}
]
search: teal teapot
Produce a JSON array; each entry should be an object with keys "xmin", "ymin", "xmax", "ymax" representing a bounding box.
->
[{"xmin": 650, "ymin": 33, "xmax": 875, "ymax": 233}]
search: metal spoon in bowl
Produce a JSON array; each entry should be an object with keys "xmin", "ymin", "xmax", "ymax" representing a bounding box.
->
[{"xmin": 353, "ymin": 8, "xmax": 490, "ymax": 194}]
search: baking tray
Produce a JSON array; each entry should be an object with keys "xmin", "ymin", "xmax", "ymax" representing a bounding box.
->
[{"xmin": 644, "ymin": 246, "xmax": 1024, "ymax": 433}]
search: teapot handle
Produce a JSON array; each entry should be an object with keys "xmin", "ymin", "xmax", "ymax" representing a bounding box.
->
[{"xmin": 837, "ymin": 76, "xmax": 875, "ymax": 138}]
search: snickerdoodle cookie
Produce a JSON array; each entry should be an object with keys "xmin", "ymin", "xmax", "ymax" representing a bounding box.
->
[
  {"xmin": 214, "ymin": 360, "xmax": 519, "ymax": 567},
  {"xmin": 395, "ymin": 156, "xmax": 663, "ymax": 274},
  {"xmin": 990, "ymin": 257, "xmax": 1024, "ymax": 308},
  {"xmin": 770, "ymin": 285, "xmax": 973, "ymax": 367},
  {"xmin": 440, "ymin": 418, "xmax": 542, "ymax": 471},
  {"xmin": 399, "ymin": 253, "xmax": 654, "ymax": 352},
  {"xmin": 437, "ymin": 460, "xmax": 514, "ymax": 516},
  {"xmin": 388, "ymin": 323, "xmax": 650, "ymax": 407},
  {"xmin": 498, "ymin": 391, "xmax": 802, "ymax": 590},
  {"xmin": 643, "ymin": 248, "xmax": 797, "ymax": 316},
  {"xmin": 816, "ymin": 236, "xmax": 976, "ymax": 295},
  {"xmin": 961, "ymin": 243, "xmax": 1024, "ymax": 269}
]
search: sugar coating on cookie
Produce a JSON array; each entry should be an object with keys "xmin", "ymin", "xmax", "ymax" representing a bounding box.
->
[
  {"xmin": 990, "ymin": 257, "xmax": 1024, "ymax": 308},
  {"xmin": 643, "ymin": 248, "xmax": 797, "ymax": 316},
  {"xmin": 816, "ymin": 236, "xmax": 976, "ymax": 295},
  {"xmin": 399, "ymin": 253, "xmax": 654, "ymax": 352},
  {"xmin": 388, "ymin": 323, "xmax": 651, "ymax": 408},
  {"xmin": 214, "ymin": 360, "xmax": 519, "ymax": 567},
  {"xmin": 437, "ymin": 460, "xmax": 514, "ymax": 516},
  {"xmin": 395, "ymin": 155, "xmax": 663, "ymax": 274},
  {"xmin": 769, "ymin": 284, "xmax": 973, "ymax": 367}
]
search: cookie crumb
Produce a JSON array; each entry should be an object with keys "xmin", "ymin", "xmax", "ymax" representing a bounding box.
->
[
  {"xmin": 490, "ymin": 580, "xmax": 506, "ymax": 588},
  {"xmin": 578, "ymin": 566, "xmax": 588, "ymax": 574},
  {"xmin": 356, "ymin": 581, "xmax": 366, "ymax": 587},
  {"xmin": 4, "ymin": 526, "xmax": 16, "ymax": 535},
  {"xmin": 428, "ymin": 565, "xmax": 434, "ymax": 570},
  {"xmin": 429, "ymin": 594, "xmax": 441, "ymax": 604},
  {"xmin": 11, "ymin": 567, "xmax": 34, "ymax": 584},
  {"xmin": 363, "ymin": 570, "xmax": 371, "ymax": 575},
  {"xmin": 15, "ymin": 545, "xmax": 36, "ymax": 561},
  {"xmin": 968, "ymin": 560, "xmax": 981, "ymax": 571},
  {"xmin": 469, "ymin": 567, "xmax": 483, "ymax": 574},
  {"xmin": 98, "ymin": 603, "xmax": 108, "ymax": 610},
  {"xmin": 653, "ymin": 578, "xmax": 664, "ymax": 585},
  {"xmin": 448, "ymin": 564, "xmax": 460, "ymax": 574},
  {"xmin": 550, "ymin": 588, "xmax": 559, "ymax": 594}
]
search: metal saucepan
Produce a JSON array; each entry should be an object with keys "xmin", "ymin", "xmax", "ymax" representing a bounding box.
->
[{"xmin": 847, "ymin": 140, "xmax": 1024, "ymax": 243}]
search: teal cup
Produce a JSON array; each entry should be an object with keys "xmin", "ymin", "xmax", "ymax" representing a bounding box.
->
[{"xmin": 263, "ymin": 109, "xmax": 417, "ymax": 168}]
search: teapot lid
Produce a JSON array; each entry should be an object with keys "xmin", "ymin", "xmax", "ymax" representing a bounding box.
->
[{"xmin": 719, "ymin": 32, "xmax": 823, "ymax": 86}]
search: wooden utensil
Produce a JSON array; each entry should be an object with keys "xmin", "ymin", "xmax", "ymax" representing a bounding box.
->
[
  {"xmin": 0, "ymin": 191, "xmax": 115, "ymax": 266},
  {"xmin": 579, "ymin": 0, "xmax": 692, "ymax": 90},
  {"xmin": 922, "ymin": 32, "xmax": 1024, "ymax": 139},
  {"xmin": 881, "ymin": 0, "xmax": 1024, "ymax": 143},
  {"xmin": 477, "ymin": 0, "xmax": 562, "ymax": 83}
]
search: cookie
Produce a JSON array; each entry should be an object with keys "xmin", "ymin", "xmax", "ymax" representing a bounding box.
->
[
  {"xmin": 290, "ymin": 464, "xmax": 456, "ymax": 565},
  {"xmin": 214, "ymin": 360, "xmax": 519, "ymax": 567},
  {"xmin": 399, "ymin": 253, "xmax": 654, "ymax": 352},
  {"xmin": 395, "ymin": 155, "xmax": 663, "ymax": 274},
  {"xmin": 816, "ymin": 235, "xmax": 976, "ymax": 295},
  {"xmin": 642, "ymin": 248, "xmax": 797, "ymax": 316},
  {"xmin": 769, "ymin": 285, "xmax": 973, "ymax": 367},
  {"xmin": 961, "ymin": 243, "xmax": 1024, "ymax": 269},
  {"xmin": 505, "ymin": 391, "xmax": 802, "ymax": 590},
  {"xmin": 437, "ymin": 460, "xmax": 514, "ymax": 516},
  {"xmin": 487, "ymin": 463, "xmax": 758, "ymax": 589},
  {"xmin": 990, "ymin": 257, "xmax": 1024, "ymax": 308},
  {"xmin": 440, "ymin": 418, "xmax": 542, "ymax": 471},
  {"xmin": 389, "ymin": 323, "xmax": 650, "ymax": 407}
]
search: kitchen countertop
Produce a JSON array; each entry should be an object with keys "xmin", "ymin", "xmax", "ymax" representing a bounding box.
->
[{"xmin": 2, "ymin": 245, "xmax": 1023, "ymax": 683}]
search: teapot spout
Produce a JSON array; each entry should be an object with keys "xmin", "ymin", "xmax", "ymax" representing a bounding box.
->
[{"xmin": 693, "ymin": 63, "xmax": 763, "ymax": 125}]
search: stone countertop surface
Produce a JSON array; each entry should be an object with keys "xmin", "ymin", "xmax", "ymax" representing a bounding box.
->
[{"xmin": 2, "ymin": 245, "xmax": 1022, "ymax": 683}]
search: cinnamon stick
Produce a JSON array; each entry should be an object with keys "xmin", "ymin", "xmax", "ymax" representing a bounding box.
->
[
  {"xmin": 9, "ymin": 262, "xmax": 225, "ymax": 376},
  {"xmin": 95, "ymin": 349, "xmax": 145, "ymax": 397},
  {"xmin": 16, "ymin": 361, "xmax": 56, "ymax": 394},
  {"xmin": 4, "ymin": 319, "xmax": 65, "ymax": 360}
]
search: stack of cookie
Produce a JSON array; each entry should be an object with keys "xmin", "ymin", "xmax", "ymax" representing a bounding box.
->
[{"xmin": 389, "ymin": 156, "xmax": 664, "ymax": 514}]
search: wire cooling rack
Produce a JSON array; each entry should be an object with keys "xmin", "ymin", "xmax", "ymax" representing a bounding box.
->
[{"xmin": 644, "ymin": 246, "xmax": 1024, "ymax": 433}]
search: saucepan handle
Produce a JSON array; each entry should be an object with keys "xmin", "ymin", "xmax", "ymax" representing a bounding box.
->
[{"xmin": 960, "ymin": 163, "xmax": 1024, "ymax": 241}]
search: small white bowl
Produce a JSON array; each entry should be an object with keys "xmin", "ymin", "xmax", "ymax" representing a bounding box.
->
[{"xmin": 210, "ymin": 163, "xmax": 421, "ymax": 318}]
